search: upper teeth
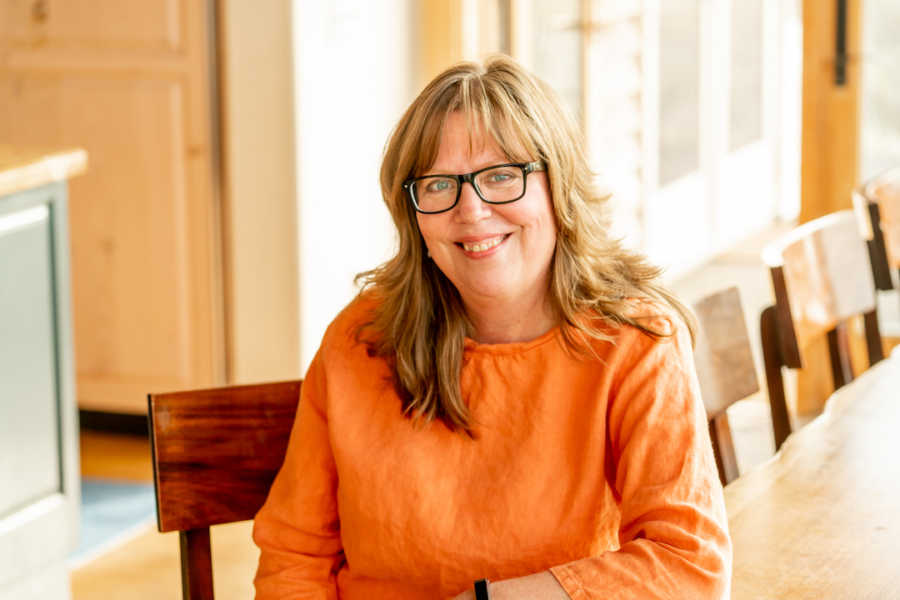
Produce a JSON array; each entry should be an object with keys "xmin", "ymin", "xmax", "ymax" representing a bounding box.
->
[{"xmin": 462, "ymin": 236, "xmax": 504, "ymax": 253}]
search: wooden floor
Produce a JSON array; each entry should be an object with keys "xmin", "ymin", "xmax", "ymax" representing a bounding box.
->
[
  {"xmin": 70, "ymin": 431, "xmax": 259, "ymax": 599},
  {"xmin": 79, "ymin": 430, "xmax": 153, "ymax": 482}
]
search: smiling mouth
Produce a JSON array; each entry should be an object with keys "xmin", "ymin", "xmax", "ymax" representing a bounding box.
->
[{"xmin": 456, "ymin": 234, "xmax": 509, "ymax": 253}]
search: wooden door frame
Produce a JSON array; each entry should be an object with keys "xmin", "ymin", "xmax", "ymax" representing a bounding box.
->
[{"xmin": 800, "ymin": 0, "xmax": 861, "ymax": 222}]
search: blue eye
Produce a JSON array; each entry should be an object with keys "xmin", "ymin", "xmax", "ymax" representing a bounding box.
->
[
  {"xmin": 481, "ymin": 167, "xmax": 520, "ymax": 188},
  {"xmin": 424, "ymin": 178, "xmax": 454, "ymax": 194}
]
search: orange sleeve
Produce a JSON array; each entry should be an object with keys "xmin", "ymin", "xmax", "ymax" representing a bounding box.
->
[
  {"xmin": 549, "ymin": 321, "xmax": 732, "ymax": 599},
  {"xmin": 252, "ymin": 348, "xmax": 344, "ymax": 600}
]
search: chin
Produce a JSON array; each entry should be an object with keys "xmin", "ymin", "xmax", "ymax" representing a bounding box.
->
[{"xmin": 460, "ymin": 280, "xmax": 516, "ymax": 301}]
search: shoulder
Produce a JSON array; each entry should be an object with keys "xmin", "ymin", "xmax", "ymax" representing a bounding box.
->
[
  {"xmin": 616, "ymin": 298, "xmax": 695, "ymax": 386},
  {"xmin": 576, "ymin": 297, "xmax": 694, "ymax": 384},
  {"xmin": 580, "ymin": 297, "xmax": 688, "ymax": 349},
  {"xmin": 602, "ymin": 299, "xmax": 702, "ymax": 437},
  {"xmin": 620, "ymin": 297, "xmax": 682, "ymax": 338}
]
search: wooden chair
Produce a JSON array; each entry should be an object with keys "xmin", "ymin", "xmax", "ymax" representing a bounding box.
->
[
  {"xmin": 692, "ymin": 286, "xmax": 761, "ymax": 485},
  {"xmin": 148, "ymin": 380, "xmax": 301, "ymax": 600},
  {"xmin": 760, "ymin": 210, "xmax": 884, "ymax": 451},
  {"xmin": 853, "ymin": 167, "xmax": 900, "ymax": 332}
]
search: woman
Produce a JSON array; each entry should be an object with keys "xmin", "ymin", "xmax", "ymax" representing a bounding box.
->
[{"xmin": 253, "ymin": 55, "xmax": 731, "ymax": 599}]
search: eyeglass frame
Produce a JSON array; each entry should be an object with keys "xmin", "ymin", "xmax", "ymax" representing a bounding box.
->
[{"xmin": 402, "ymin": 161, "xmax": 547, "ymax": 215}]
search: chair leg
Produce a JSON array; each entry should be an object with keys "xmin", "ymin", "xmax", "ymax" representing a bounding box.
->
[
  {"xmin": 761, "ymin": 306, "xmax": 792, "ymax": 451},
  {"xmin": 709, "ymin": 414, "xmax": 740, "ymax": 486},
  {"xmin": 865, "ymin": 202, "xmax": 893, "ymax": 291},
  {"xmin": 863, "ymin": 309, "xmax": 885, "ymax": 366},
  {"xmin": 180, "ymin": 528, "xmax": 214, "ymax": 600},
  {"xmin": 826, "ymin": 324, "xmax": 854, "ymax": 389}
]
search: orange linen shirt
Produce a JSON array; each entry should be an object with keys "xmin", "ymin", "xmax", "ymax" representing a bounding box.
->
[{"xmin": 253, "ymin": 298, "xmax": 732, "ymax": 599}]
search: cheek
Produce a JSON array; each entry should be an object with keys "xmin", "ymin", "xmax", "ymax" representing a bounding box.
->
[
  {"xmin": 416, "ymin": 215, "xmax": 451, "ymax": 255},
  {"xmin": 530, "ymin": 207, "xmax": 558, "ymax": 263},
  {"xmin": 517, "ymin": 197, "xmax": 557, "ymax": 244},
  {"xmin": 415, "ymin": 214, "xmax": 435, "ymax": 246}
]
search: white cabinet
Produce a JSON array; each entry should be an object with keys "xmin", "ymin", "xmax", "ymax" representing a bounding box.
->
[{"xmin": 0, "ymin": 148, "xmax": 85, "ymax": 599}]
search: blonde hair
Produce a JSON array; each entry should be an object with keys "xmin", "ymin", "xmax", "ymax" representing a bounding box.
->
[{"xmin": 356, "ymin": 55, "xmax": 694, "ymax": 435}]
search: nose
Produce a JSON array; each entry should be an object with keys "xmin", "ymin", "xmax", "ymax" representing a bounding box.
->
[{"xmin": 453, "ymin": 181, "xmax": 491, "ymax": 223}]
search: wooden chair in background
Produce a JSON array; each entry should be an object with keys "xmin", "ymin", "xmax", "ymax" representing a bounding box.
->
[
  {"xmin": 148, "ymin": 380, "xmax": 301, "ymax": 600},
  {"xmin": 760, "ymin": 210, "xmax": 884, "ymax": 451},
  {"xmin": 854, "ymin": 167, "xmax": 900, "ymax": 336},
  {"xmin": 692, "ymin": 286, "xmax": 761, "ymax": 485}
]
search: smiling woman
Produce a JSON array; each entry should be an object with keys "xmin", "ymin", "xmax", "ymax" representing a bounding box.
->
[
  {"xmin": 252, "ymin": 55, "xmax": 731, "ymax": 599},
  {"xmin": 414, "ymin": 114, "xmax": 558, "ymax": 345}
]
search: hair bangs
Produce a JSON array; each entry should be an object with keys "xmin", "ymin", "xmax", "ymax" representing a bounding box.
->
[{"xmin": 412, "ymin": 75, "xmax": 543, "ymax": 178}]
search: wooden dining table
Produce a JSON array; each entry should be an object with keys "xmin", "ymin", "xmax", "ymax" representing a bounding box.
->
[{"xmin": 726, "ymin": 347, "xmax": 900, "ymax": 599}]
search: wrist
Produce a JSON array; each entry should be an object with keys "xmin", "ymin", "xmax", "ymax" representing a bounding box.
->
[{"xmin": 474, "ymin": 578, "xmax": 491, "ymax": 600}]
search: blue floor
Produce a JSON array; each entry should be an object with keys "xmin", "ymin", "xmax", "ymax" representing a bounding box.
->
[{"xmin": 69, "ymin": 478, "xmax": 156, "ymax": 566}]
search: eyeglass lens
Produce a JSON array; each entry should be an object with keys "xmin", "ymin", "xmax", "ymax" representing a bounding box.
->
[{"xmin": 412, "ymin": 165, "xmax": 525, "ymax": 212}]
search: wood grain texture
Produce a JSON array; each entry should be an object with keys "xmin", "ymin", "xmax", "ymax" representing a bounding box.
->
[
  {"xmin": 763, "ymin": 210, "xmax": 877, "ymax": 365},
  {"xmin": 148, "ymin": 380, "xmax": 300, "ymax": 533},
  {"xmin": 707, "ymin": 414, "xmax": 739, "ymax": 486},
  {"xmin": 853, "ymin": 191, "xmax": 894, "ymax": 291},
  {"xmin": 0, "ymin": 0, "xmax": 225, "ymax": 414},
  {"xmin": 79, "ymin": 430, "xmax": 152, "ymax": 482},
  {"xmin": 692, "ymin": 287, "xmax": 760, "ymax": 417},
  {"xmin": 854, "ymin": 174, "xmax": 900, "ymax": 341},
  {"xmin": 0, "ymin": 146, "xmax": 86, "ymax": 196},
  {"xmin": 800, "ymin": 0, "xmax": 861, "ymax": 224},
  {"xmin": 181, "ymin": 529, "xmax": 213, "ymax": 600},
  {"xmin": 691, "ymin": 287, "xmax": 760, "ymax": 484},
  {"xmin": 825, "ymin": 323, "xmax": 854, "ymax": 388},
  {"xmin": 760, "ymin": 305, "xmax": 792, "ymax": 450},
  {"xmin": 419, "ymin": 0, "xmax": 464, "ymax": 89},
  {"xmin": 862, "ymin": 167, "xmax": 900, "ymax": 270},
  {"xmin": 726, "ymin": 349, "xmax": 900, "ymax": 599}
]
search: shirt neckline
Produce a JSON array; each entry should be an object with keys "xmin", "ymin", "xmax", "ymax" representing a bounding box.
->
[{"xmin": 463, "ymin": 325, "xmax": 561, "ymax": 355}]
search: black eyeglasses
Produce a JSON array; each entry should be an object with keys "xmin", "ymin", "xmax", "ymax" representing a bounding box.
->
[{"xmin": 403, "ymin": 161, "xmax": 546, "ymax": 214}]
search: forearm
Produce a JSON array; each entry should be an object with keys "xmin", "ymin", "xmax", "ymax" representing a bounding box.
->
[{"xmin": 550, "ymin": 534, "xmax": 730, "ymax": 600}]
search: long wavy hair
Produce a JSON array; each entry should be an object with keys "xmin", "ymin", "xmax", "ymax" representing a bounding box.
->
[{"xmin": 356, "ymin": 55, "xmax": 694, "ymax": 435}]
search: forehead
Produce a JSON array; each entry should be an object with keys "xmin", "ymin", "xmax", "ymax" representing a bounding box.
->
[
  {"xmin": 431, "ymin": 113, "xmax": 504, "ymax": 166},
  {"xmin": 427, "ymin": 111, "xmax": 531, "ymax": 174}
]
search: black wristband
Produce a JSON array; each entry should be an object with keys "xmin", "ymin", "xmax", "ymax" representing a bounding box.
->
[{"xmin": 474, "ymin": 578, "xmax": 490, "ymax": 600}]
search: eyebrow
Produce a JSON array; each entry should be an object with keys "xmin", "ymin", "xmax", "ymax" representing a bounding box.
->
[{"xmin": 423, "ymin": 157, "xmax": 516, "ymax": 177}]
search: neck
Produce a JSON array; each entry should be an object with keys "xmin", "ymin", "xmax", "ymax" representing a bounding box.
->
[{"xmin": 463, "ymin": 292, "xmax": 558, "ymax": 344}]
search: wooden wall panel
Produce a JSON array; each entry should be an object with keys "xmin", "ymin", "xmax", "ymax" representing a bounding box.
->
[
  {"xmin": 0, "ymin": 0, "xmax": 224, "ymax": 414},
  {"xmin": 0, "ymin": 0, "xmax": 184, "ymax": 52},
  {"xmin": 800, "ymin": 0, "xmax": 861, "ymax": 222},
  {"xmin": 419, "ymin": 0, "xmax": 465, "ymax": 88},
  {"xmin": 796, "ymin": 0, "xmax": 863, "ymax": 414}
]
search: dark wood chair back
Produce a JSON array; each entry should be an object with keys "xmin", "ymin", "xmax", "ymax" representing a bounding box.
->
[
  {"xmin": 760, "ymin": 210, "xmax": 884, "ymax": 450},
  {"xmin": 148, "ymin": 380, "xmax": 301, "ymax": 600},
  {"xmin": 692, "ymin": 287, "xmax": 760, "ymax": 485},
  {"xmin": 853, "ymin": 167, "xmax": 900, "ymax": 292},
  {"xmin": 863, "ymin": 167, "xmax": 900, "ymax": 273}
]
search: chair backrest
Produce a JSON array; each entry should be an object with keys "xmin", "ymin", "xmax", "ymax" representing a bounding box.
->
[
  {"xmin": 692, "ymin": 286, "xmax": 760, "ymax": 485},
  {"xmin": 148, "ymin": 380, "xmax": 301, "ymax": 600},
  {"xmin": 853, "ymin": 167, "xmax": 900, "ymax": 291},
  {"xmin": 862, "ymin": 167, "xmax": 900, "ymax": 273},
  {"xmin": 760, "ymin": 210, "xmax": 884, "ymax": 449}
]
